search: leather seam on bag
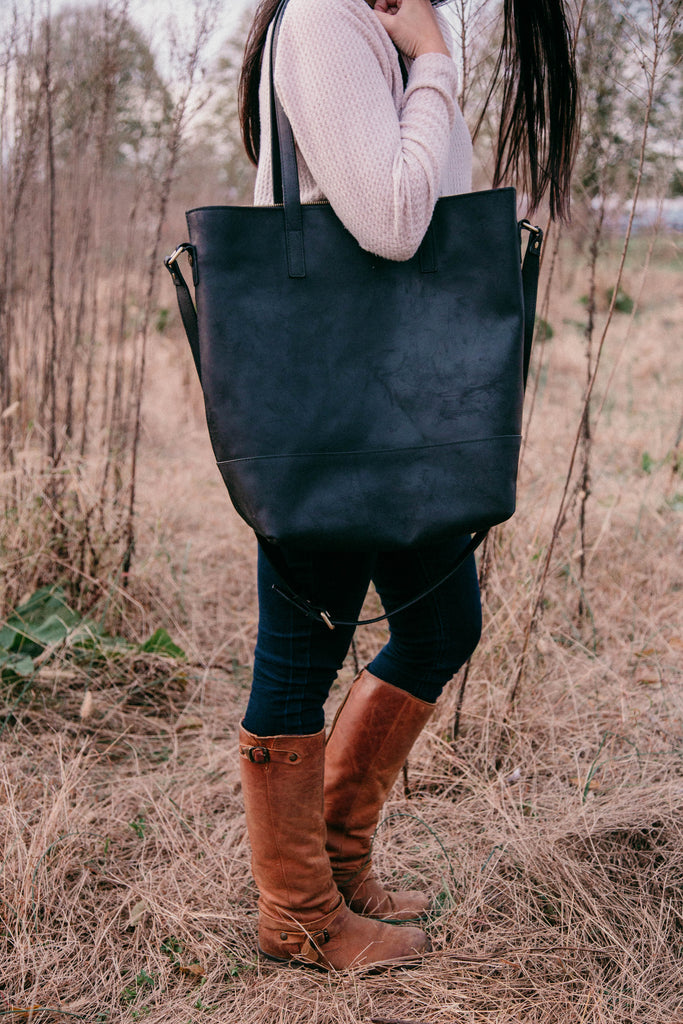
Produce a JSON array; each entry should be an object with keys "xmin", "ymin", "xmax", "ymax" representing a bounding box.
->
[{"xmin": 216, "ymin": 434, "xmax": 522, "ymax": 466}]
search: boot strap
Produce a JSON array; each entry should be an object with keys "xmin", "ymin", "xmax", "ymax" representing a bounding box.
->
[
  {"xmin": 298, "ymin": 928, "xmax": 330, "ymax": 962},
  {"xmin": 261, "ymin": 903, "xmax": 340, "ymax": 961},
  {"xmin": 239, "ymin": 743, "xmax": 301, "ymax": 764},
  {"xmin": 262, "ymin": 921, "xmax": 332, "ymax": 962}
]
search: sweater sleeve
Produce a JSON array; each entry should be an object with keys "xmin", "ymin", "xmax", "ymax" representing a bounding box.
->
[{"xmin": 273, "ymin": 0, "xmax": 459, "ymax": 261}]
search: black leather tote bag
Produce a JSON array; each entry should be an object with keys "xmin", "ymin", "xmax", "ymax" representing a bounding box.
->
[{"xmin": 165, "ymin": 0, "xmax": 542, "ymax": 623}]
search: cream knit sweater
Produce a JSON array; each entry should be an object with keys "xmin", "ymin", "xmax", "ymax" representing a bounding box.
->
[{"xmin": 254, "ymin": 0, "xmax": 473, "ymax": 260}]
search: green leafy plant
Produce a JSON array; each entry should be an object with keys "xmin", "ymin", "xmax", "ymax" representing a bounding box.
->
[
  {"xmin": 161, "ymin": 936, "xmax": 183, "ymax": 961},
  {"xmin": 129, "ymin": 815, "xmax": 148, "ymax": 839},
  {"xmin": 121, "ymin": 969, "xmax": 157, "ymax": 1005},
  {"xmin": 155, "ymin": 306, "xmax": 170, "ymax": 333},
  {"xmin": 535, "ymin": 317, "xmax": 554, "ymax": 342},
  {"xmin": 606, "ymin": 285, "xmax": 634, "ymax": 314},
  {"xmin": 0, "ymin": 585, "xmax": 186, "ymax": 686}
]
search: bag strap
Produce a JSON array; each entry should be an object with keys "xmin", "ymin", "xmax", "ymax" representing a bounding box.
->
[
  {"xmin": 263, "ymin": 530, "xmax": 489, "ymax": 629},
  {"xmin": 165, "ymin": 243, "xmax": 201, "ymax": 377},
  {"xmin": 270, "ymin": 0, "xmax": 306, "ymax": 277},
  {"xmin": 268, "ymin": 5, "xmax": 439, "ymax": 277},
  {"xmin": 519, "ymin": 219, "xmax": 543, "ymax": 385}
]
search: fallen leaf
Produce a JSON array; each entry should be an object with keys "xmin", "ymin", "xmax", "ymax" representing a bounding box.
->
[
  {"xmin": 1, "ymin": 401, "xmax": 20, "ymax": 420},
  {"xmin": 124, "ymin": 899, "xmax": 149, "ymax": 929},
  {"xmin": 175, "ymin": 715, "xmax": 203, "ymax": 733},
  {"xmin": 570, "ymin": 776, "xmax": 601, "ymax": 792},
  {"xmin": 178, "ymin": 963, "xmax": 205, "ymax": 978},
  {"xmin": 79, "ymin": 690, "xmax": 94, "ymax": 720}
]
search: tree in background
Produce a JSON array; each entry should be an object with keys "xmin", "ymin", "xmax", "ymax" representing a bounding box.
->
[{"xmin": 0, "ymin": 0, "xmax": 215, "ymax": 614}]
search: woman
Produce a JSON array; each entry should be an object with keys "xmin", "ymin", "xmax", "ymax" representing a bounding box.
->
[{"xmin": 236, "ymin": 0, "xmax": 578, "ymax": 970}]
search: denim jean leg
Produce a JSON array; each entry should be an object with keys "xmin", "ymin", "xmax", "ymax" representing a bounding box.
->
[
  {"xmin": 243, "ymin": 545, "xmax": 374, "ymax": 736},
  {"xmin": 368, "ymin": 535, "xmax": 482, "ymax": 703}
]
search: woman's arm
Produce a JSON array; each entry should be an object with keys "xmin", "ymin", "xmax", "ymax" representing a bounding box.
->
[{"xmin": 273, "ymin": 0, "xmax": 462, "ymax": 260}]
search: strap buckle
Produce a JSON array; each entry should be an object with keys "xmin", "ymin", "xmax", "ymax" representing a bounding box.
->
[
  {"xmin": 246, "ymin": 745, "xmax": 270, "ymax": 764},
  {"xmin": 271, "ymin": 583, "xmax": 336, "ymax": 630},
  {"xmin": 518, "ymin": 220, "xmax": 544, "ymax": 255},
  {"xmin": 298, "ymin": 927, "xmax": 331, "ymax": 962},
  {"xmin": 164, "ymin": 242, "xmax": 198, "ymax": 285}
]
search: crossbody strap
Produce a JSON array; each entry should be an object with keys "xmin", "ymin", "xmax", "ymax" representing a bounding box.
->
[{"xmin": 263, "ymin": 530, "xmax": 489, "ymax": 629}]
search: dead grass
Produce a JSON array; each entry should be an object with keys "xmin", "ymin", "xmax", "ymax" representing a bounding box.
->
[{"xmin": 1, "ymin": 237, "xmax": 682, "ymax": 1022}]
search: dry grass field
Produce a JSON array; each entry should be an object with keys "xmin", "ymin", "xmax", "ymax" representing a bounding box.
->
[{"xmin": 1, "ymin": 232, "xmax": 682, "ymax": 1023}]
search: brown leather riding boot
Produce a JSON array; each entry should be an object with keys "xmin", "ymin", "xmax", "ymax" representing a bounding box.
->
[
  {"xmin": 239, "ymin": 724, "xmax": 430, "ymax": 970},
  {"xmin": 324, "ymin": 670, "xmax": 435, "ymax": 921}
]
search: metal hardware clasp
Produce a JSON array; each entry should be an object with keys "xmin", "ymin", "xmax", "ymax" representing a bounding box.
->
[
  {"xmin": 164, "ymin": 242, "xmax": 198, "ymax": 285},
  {"xmin": 246, "ymin": 745, "xmax": 270, "ymax": 764},
  {"xmin": 518, "ymin": 220, "xmax": 544, "ymax": 254}
]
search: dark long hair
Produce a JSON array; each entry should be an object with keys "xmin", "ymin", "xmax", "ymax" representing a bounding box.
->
[{"xmin": 238, "ymin": 0, "xmax": 579, "ymax": 220}]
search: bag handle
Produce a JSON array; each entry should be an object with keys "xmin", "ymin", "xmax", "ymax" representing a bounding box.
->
[
  {"xmin": 269, "ymin": 0, "xmax": 306, "ymax": 277},
  {"xmin": 268, "ymin": 0, "xmax": 440, "ymax": 276}
]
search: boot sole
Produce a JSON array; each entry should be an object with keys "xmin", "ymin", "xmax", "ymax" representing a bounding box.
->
[
  {"xmin": 257, "ymin": 940, "xmax": 431, "ymax": 973},
  {"xmin": 351, "ymin": 909, "xmax": 430, "ymax": 924},
  {"xmin": 257, "ymin": 946, "xmax": 327, "ymax": 971}
]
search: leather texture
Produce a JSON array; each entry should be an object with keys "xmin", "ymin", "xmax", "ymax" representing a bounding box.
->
[
  {"xmin": 238, "ymin": 725, "xmax": 430, "ymax": 969},
  {"xmin": 324, "ymin": 670, "xmax": 434, "ymax": 921},
  {"xmin": 168, "ymin": 0, "xmax": 539, "ymax": 555},
  {"xmin": 187, "ymin": 186, "xmax": 526, "ymax": 550}
]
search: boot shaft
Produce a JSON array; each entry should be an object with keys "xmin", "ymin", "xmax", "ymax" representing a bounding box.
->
[
  {"xmin": 239, "ymin": 726, "xmax": 339, "ymax": 920},
  {"xmin": 324, "ymin": 670, "xmax": 435, "ymax": 854}
]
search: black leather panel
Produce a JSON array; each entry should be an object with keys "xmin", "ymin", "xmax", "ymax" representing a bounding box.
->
[
  {"xmin": 189, "ymin": 190, "xmax": 520, "ymax": 438},
  {"xmin": 217, "ymin": 435, "xmax": 521, "ymax": 550},
  {"xmin": 186, "ymin": 188, "xmax": 525, "ymax": 549}
]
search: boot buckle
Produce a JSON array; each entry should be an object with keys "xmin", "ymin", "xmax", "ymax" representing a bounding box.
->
[
  {"xmin": 244, "ymin": 745, "xmax": 270, "ymax": 763},
  {"xmin": 298, "ymin": 928, "xmax": 330, "ymax": 961}
]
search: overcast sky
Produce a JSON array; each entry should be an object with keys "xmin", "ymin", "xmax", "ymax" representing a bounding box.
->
[{"xmin": 5, "ymin": 0, "xmax": 256, "ymax": 56}]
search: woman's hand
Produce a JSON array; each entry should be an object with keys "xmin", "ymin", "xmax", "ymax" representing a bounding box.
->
[{"xmin": 373, "ymin": 0, "xmax": 450, "ymax": 59}]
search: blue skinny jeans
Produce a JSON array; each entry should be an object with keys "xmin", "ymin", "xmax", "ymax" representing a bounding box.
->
[{"xmin": 243, "ymin": 535, "xmax": 482, "ymax": 737}]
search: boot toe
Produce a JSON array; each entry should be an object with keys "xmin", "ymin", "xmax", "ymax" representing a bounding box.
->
[
  {"xmin": 340, "ymin": 870, "xmax": 431, "ymax": 921},
  {"xmin": 320, "ymin": 904, "xmax": 429, "ymax": 970}
]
